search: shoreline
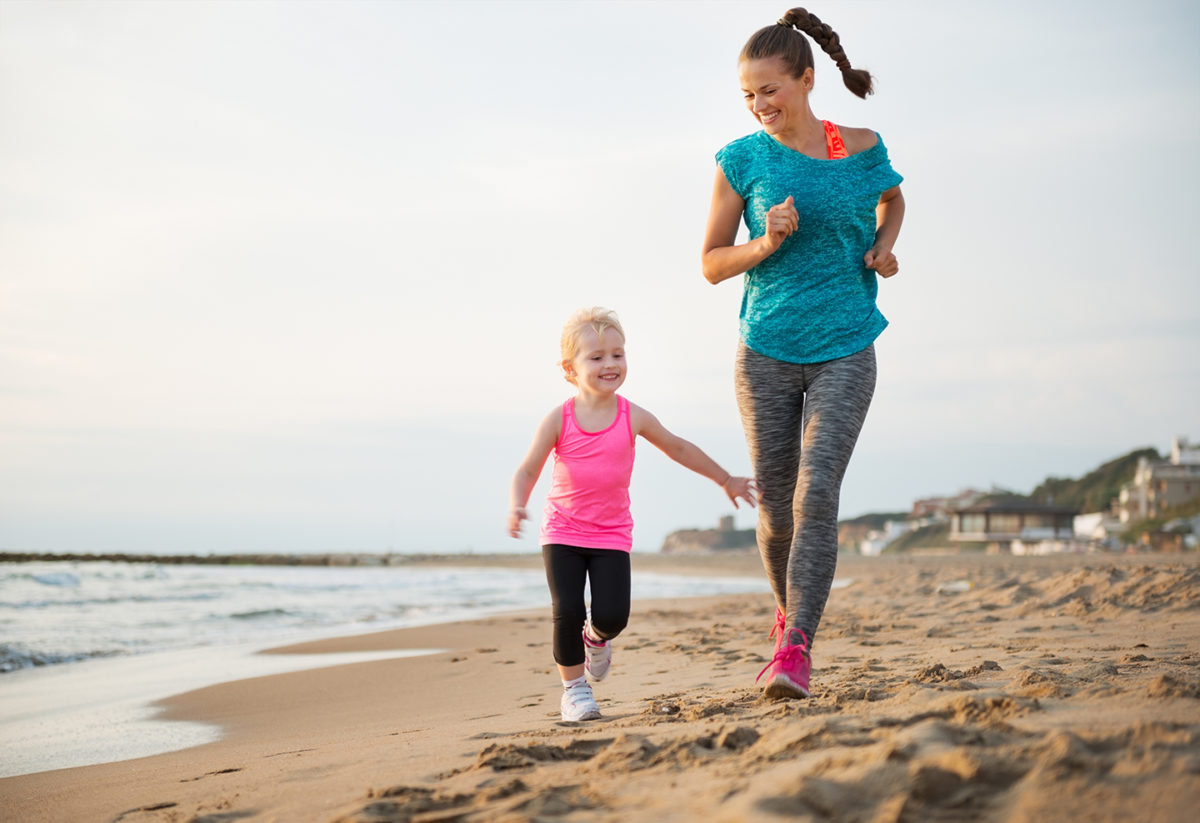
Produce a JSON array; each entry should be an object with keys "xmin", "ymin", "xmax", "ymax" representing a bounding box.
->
[
  {"xmin": 0, "ymin": 556, "xmax": 773, "ymax": 777},
  {"xmin": 0, "ymin": 644, "xmax": 441, "ymax": 780},
  {"xmin": 2, "ymin": 553, "xmax": 1198, "ymax": 822}
]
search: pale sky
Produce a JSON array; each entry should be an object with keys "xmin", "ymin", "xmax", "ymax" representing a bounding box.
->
[{"xmin": 2, "ymin": 0, "xmax": 1197, "ymax": 555}]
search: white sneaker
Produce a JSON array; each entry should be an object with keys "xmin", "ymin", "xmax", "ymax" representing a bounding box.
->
[
  {"xmin": 583, "ymin": 621, "xmax": 612, "ymax": 682},
  {"xmin": 560, "ymin": 680, "xmax": 601, "ymax": 721}
]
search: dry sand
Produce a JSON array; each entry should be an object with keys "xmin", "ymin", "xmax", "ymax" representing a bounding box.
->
[{"xmin": 2, "ymin": 552, "xmax": 1198, "ymax": 822}]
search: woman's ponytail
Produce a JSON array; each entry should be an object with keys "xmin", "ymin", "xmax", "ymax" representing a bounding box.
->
[{"xmin": 776, "ymin": 7, "xmax": 873, "ymax": 98}]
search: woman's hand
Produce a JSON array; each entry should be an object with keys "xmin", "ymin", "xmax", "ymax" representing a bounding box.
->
[
  {"xmin": 867, "ymin": 186, "xmax": 904, "ymax": 278},
  {"xmin": 864, "ymin": 246, "xmax": 899, "ymax": 278},
  {"xmin": 702, "ymin": 171, "xmax": 797, "ymax": 284},
  {"xmin": 762, "ymin": 196, "xmax": 798, "ymax": 253}
]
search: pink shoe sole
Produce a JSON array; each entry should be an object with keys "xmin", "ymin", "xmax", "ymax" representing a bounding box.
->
[{"xmin": 762, "ymin": 672, "xmax": 810, "ymax": 700}]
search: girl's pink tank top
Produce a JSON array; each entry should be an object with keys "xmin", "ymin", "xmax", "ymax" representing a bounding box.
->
[{"xmin": 540, "ymin": 396, "xmax": 636, "ymax": 552}]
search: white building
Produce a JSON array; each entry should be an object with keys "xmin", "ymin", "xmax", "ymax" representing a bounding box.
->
[
  {"xmin": 1118, "ymin": 436, "xmax": 1200, "ymax": 523},
  {"xmin": 859, "ymin": 519, "xmax": 915, "ymax": 556}
]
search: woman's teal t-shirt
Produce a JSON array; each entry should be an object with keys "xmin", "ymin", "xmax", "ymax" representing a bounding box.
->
[{"xmin": 715, "ymin": 129, "xmax": 903, "ymax": 364}]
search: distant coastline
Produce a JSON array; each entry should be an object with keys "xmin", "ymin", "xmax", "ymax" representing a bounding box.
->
[{"xmin": 660, "ymin": 524, "xmax": 756, "ymax": 554}]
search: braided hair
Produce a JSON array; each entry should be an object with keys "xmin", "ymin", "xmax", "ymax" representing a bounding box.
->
[{"xmin": 740, "ymin": 7, "xmax": 873, "ymax": 99}]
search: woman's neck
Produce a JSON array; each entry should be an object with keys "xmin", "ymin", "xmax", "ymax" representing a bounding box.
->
[{"xmin": 770, "ymin": 109, "xmax": 825, "ymax": 157}]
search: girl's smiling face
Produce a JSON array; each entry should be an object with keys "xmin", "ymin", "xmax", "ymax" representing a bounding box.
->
[
  {"xmin": 739, "ymin": 56, "xmax": 812, "ymax": 137},
  {"xmin": 565, "ymin": 326, "xmax": 626, "ymax": 396}
]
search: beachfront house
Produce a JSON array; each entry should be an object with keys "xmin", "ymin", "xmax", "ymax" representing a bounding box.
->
[
  {"xmin": 949, "ymin": 496, "xmax": 1078, "ymax": 553},
  {"xmin": 1117, "ymin": 436, "xmax": 1200, "ymax": 523}
]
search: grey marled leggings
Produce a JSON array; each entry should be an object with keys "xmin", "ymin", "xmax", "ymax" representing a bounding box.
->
[{"xmin": 734, "ymin": 342, "xmax": 876, "ymax": 648}]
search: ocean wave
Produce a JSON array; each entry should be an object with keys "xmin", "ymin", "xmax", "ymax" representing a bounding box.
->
[
  {"xmin": 0, "ymin": 592, "xmax": 224, "ymax": 610},
  {"xmin": 31, "ymin": 572, "xmax": 81, "ymax": 587},
  {"xmin": 0, "ymin": 644, "xmax": 124, "ymax": 673},
  {"xmin": 230, "ymin": 608, "xmax": 292, "ymax": 620}
]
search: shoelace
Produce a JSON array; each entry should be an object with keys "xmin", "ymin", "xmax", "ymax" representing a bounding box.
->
[
  {"xmin": 756, "ymin": 630, "xmax": 810, "ymax": 682},
  {"xmin": 767, "ymin": 607, "xmax": 786, "ymax": 642}
]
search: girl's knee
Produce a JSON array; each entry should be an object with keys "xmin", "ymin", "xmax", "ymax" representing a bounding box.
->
[{"xmin": 589, "ymin": 608, "xmax": 628, "ymax": 640}]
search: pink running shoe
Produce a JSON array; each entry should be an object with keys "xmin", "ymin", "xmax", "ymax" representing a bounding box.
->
[
  {"xmin": 768, "ymin": 607, "xmax": 786, "ymax": 656},
  {"xmin": 757, "ymin": 628, "xmax": 811, "ymax": 699}
]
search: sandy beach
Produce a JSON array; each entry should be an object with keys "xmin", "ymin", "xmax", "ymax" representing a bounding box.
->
[{"xmin": 2, "ymin": 551, "xmax": 1198, "ymax": 822}]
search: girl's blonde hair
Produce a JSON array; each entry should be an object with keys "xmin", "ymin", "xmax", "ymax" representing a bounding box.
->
[{"xmin": 560, "ymin": 307, "xmax": 625, "ymax": 385}]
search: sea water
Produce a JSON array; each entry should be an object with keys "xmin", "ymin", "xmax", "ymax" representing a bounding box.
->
[
  {"xmin": 2, "ymin": 561, "xmax": 543, "ymax": 672},
  {"xmin": 0, "ymin": 559, "xmax": 772, "ymax": 777}
]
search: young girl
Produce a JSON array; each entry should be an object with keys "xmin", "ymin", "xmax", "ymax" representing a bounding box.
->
[
  {"xmin": 508, "ymin": 307, "xmax": 756, "ymax": 722},
  {"xmin": 702, "ymin": 8, "xmax": 905, "ymax": 699}
]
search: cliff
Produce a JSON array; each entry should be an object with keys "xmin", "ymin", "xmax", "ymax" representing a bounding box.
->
[{"xmin": 660, "ymin": 527, "xmax": 756, "ymax": 554}]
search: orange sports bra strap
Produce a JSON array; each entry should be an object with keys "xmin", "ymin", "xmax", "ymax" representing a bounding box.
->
[{"xmin": 823, "ymin": 120, "xmax": 848, "ymax": 160}]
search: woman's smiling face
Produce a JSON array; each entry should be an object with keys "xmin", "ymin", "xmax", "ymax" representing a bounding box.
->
[{"xmin": 738, "ymin": 57, "xmax": 812, "ymax": 137}]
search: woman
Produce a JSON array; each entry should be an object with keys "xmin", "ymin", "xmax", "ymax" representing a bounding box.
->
[{"xmin": 702, "ymin": 7, "xmax": 905, "ymax": 699}]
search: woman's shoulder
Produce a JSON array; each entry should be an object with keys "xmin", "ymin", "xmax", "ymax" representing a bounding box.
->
[
  {"xmin": 715, "ymin": 132, "xmax": 773, "ymax": 192},
  {"xmin": 716, "ymin": 130, "xmax": 769, "ymax": 160},
  {"xmin": 837, "ymin": 125, "xmax": 882, "ymax": 156},
  {"xmin": 836, "ymin": 126, "xmax": 902, "ymax": 186}
]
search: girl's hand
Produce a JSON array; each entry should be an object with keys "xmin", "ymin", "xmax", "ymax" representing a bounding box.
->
[
  {"xmin": 722, "ymin": 476, "xmax": 758, "ymax": 509},
  {"xmin": 864, "ymin": 246, "xmax": 899, "ymax": 278},
  {"xmin": 507, "ymin": 507, "xmax": 527, "ymax": 538},
  {"xmin": 762, "ymin": 196, "xmax": 798, "ymax": 253}
]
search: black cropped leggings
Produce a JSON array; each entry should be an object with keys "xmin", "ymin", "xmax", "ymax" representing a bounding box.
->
[
  {"xmin": 735, "ymin": 342, "xmax": 876, "ymax": 649},
  {"xmin": 542, "ymin": 544, "xmax": 631, "ymax": 667}
]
